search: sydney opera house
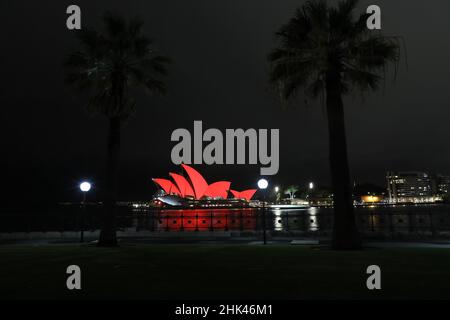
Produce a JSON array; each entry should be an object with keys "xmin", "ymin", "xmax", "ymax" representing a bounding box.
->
[{"xmin": 152, "ymin": 164, "xmax": 257, "ymax": 208}]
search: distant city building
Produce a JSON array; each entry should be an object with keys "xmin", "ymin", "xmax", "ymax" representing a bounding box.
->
[
  {"xmin": 386, "ymin": 171, "xmax": 441, "ymax": 203},
  {"xmin": 360, "ymin": 195, "xmax": 384, "ymax": 205},
  {"xmin": 353, "ymin": 183, "xmax": 386, "ymax": 205},
  {"xmin": 436, "ymin": 174, "xmax": 450, "ymax": 197},
  {"xmin": 308, "ymin": 189, "xmax": 334, "ymax": 207}
]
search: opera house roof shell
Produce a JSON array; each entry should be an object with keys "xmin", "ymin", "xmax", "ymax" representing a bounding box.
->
[{"xmin": 153, "ymin": 164, "xmax": 257, "ymax": 201}]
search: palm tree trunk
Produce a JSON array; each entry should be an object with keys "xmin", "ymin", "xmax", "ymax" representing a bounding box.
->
[
  {"xmin": 98, "ymin": 116, "xmax": 121, "ymax": 247},
  {"xmin": 326, "ymin": 70, "xmax": 361, "ymax": 250}
]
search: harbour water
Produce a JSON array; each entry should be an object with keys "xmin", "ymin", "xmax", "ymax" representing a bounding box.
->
[{"xmin": 1, "ymin": 204, "xmax": 450, "ymax": 236}]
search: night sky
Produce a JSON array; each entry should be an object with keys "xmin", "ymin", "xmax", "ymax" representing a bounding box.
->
[{"xmin": 1, "ymin": 0, "xmax": 450, "ymax": 205}]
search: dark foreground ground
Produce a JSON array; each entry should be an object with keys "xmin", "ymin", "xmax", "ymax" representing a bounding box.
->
[{"xmin": 1, "ymin": 244, "xmax": 449, "ymax": 299}]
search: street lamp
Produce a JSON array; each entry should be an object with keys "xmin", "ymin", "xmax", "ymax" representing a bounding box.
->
[
  {"xmin": 79, "ymin": 181, "xmax": 91, "ymax": 243},
  {"xmin": 257, "ymin": 178, "xmax": 269, "ymax": 245},
  {"xmin": 309, "ymin": 182, "xmax": 314, "ymax": 190},
  {"xmin": 80, "ymin": 181, "xmax": 91, "ymax": 193},
  {"xmin": 258, "ymin": 178, "xmax": 269, "ymax": 190},
  {"xmin": 274, "ymin": 186, "xmax": 280, "ymax": 205}
]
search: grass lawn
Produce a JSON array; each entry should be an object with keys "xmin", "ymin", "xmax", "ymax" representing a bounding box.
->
[{"xmin": 0, "ymin": 244, "xmax": 449, "ymax": 300}]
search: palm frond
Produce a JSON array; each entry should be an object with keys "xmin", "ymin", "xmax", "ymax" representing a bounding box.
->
[
  {"xmin": 64, "ymin": 13, "xmax": 170, "ymax": 118},
  {"xmin": 268, "ymin": 0, "xmax": 402, "ymax": 107}
]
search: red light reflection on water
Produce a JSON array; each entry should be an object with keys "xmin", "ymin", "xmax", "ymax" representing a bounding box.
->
[{"xmin": 156, "ymin": 208, "xmax": 257, "ymax": 231}]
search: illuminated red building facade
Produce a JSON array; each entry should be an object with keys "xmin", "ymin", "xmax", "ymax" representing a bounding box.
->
[{"xmin": 152, "ymin": 164, "xmax": 257, "ymax": 203}]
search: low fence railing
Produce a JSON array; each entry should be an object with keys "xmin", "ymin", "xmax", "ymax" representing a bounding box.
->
[{"xmin": 1, "ymin": 207, "xmax": 450, "ymax": 238}]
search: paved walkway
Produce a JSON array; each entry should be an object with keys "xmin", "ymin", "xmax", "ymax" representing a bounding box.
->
[
  {"xmin": 365, "ymin": 241, "xmax": 450, "ymax": 249},
  {"xmin": 2, "ymin": 237, "xmax": 450, "ymax": 248}
]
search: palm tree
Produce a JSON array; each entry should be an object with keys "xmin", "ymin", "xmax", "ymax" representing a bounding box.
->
[
  {"xmin": 284, "ymin": 185, "xmax": 300, "ymax": 200},
  {"xmin": 64, "ymin": 13, "xmax": 170, "ymax": 246},
  {"xmin": 269, "ymin": 0, "xmax": 400, "ymax": 249}
]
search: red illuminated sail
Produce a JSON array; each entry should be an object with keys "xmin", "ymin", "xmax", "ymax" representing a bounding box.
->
[
  {"xmin": 239, "ymin": 189, "xmax": 257, "ymax": 201},
  {"xmin": 181, "ymin": 164, "xmax": 209, "ymax": 200},
  {"xmin": 230, "ymin": 190, "xmax": 240, "ymax": 199},
  {"xmin": 152, "ymin": 164, "xmax": 256, "ymax": 202},
  {"xmin": 153, "ymin": 178, "xmax": 181, "ymax": 196},
  {"xmin": 204, "ymin": 181, "xmax": 231, "ymax": 199},
  {"xmin": 169, "ymin": 172, "xmax": 195, "ymax": 198},
  {"xmin": 230, "ymin": 189, "xmax": 257, "ymax": 201}
]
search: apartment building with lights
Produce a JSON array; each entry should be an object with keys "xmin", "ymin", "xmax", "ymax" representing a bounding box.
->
[{"xmin": 386, "ymin": 171, "xmax": 442, "ymax": 203}]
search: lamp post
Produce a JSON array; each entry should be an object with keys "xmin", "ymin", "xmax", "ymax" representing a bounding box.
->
[
  {"xmin": 274, "ymin": 186, "xmax": 280, "ymax": 204},
  {"xmin": 258, "ymin": 178, "xmax": 269, "ymax": 245},
  {"xmin": 307, "ymin": 182, "xmax": 314, "ymax": 204},
  {"xmin": 79, "ymin": 181, "xmax": 91, "ymax": 243}
]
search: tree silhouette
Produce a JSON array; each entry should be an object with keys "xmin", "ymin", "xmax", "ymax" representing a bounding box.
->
[
  {"xmin": 64, "ymin": 13, "xmax": 170, "ymax": 246},
  {"xmin": 284, "ymin": 185, "xmax": 300, "ymax": 199},
  {"xmin": 269, "ymin": 0, "xmax": 400, "ymax": 249}
]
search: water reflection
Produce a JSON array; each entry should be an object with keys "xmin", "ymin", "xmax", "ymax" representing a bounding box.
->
[
  {"xmin": 1, "ymin": 204, "xmax": 450, "ymax": 234},
  {"xmin": 146, "ymin": 205, "xmax": 450, "ymax": 234},
  {"xmin": 152, "ymin": 207, "xmax": 322, "ymax": 232},
  {"xmin": 273, "ymin": 209, "xmax": 283, "ymax": 231},
  {"xmin": 155, "ymin": 208, "xmax": 257, "ymax": 231},
  {"xmin": 308, "ymin": 207, "xmax": 318, "ymax": 232}
]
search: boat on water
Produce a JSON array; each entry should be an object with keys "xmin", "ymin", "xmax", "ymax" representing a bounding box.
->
[{"xmin": 268, "ymin": 204, "xmax": 310, "ymax": 210}]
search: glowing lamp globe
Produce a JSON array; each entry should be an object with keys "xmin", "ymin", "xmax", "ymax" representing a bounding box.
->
[
  {"xmin": 257, "ymin": 178, "xmax": 269, "ymax": 190},
  {"xmin": 79, "ymin": 182, "xmax": 91, "ymax": 192}
]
